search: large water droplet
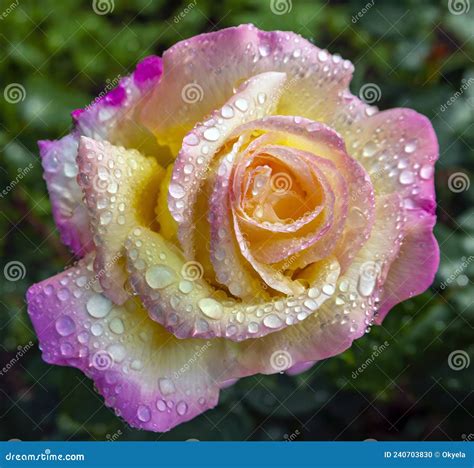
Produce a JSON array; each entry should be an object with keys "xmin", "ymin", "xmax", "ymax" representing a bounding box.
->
[
  {"xmin": 198, "ymin": 298, "xmax": 223, "ymax": 319},
  {"xmin": 55, "ymin": 316, "xmax": 76, "ymax": 336},
  {"xmin": 145, "ymin": 265, "xmax": 175, "ymax": 289},
  {"xmin": 86, "ymin": 294, "xmax": 112, "ymax": 318},
  {"xmin": 137, "ymin": 405, "xmax": 151, "ymax": 422},
  {"xmin": 263, "ymin": 314, "xmax": 283, "ymax": 329},
  {"xmin": 158, "ymin": 378, "xmax": 176, "ymax": 395},
  {"xmin": 203, "ymin": 127, "xmax": 220, "ymax": 141}
]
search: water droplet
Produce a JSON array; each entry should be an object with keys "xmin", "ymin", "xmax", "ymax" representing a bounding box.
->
[
  {"xmin": 198, "ymin": 297, "xmax": 223, "ymax": 319},
  {"xmin": 176, "ymin": 401, "xmax": 188, "ymax": 416},
  {"xmin": 109, "ymin": 317, "xmax": 124, "ymax": 334},
  {"xmin": 203, "ymin": 127, "xmax": 220, "ymax": 141},
  {"xmin": 362, "ymin": 142, "xmax": 377, "ymax": 158},
  {"xmin": 263, "ymin": 314, "xmax": 283, "ymax": 329},
  {"xmin": 145, "ymin": 265, "xmax": 175, "ymax": 289},
  {"xmin": 399, "ymin": 170, "xmax": 414, "ymax": 185},
  {"xmin": 235, "ymin": 98, "xmax": 249, "ymax": 112},
  {"xmin": 419, "ymin": 164, "xmax": 433, "ymax": 180},
  {"xmin": 55, "ymin": 316, "xmax": 75, "ymax": 336},
  {"xmin": 322, "ymin": 284, "xmax": 335, "ymax": 295},
  {"xmin": 107, "ymin": 344, "xmax": 126, "ymax": 363},
  {"xmin": 169, "ymin": 182, "xmax": 185, "ymax": 199},
  {"xmin": 221, "ymin": 105, "xmax": 234, "ymax": 119},
  {"xmin": 86, "ymin": 294, "xmax": 112, "ymax": 318},
  {"xmin": 158, "ymin": 378, "xmax": 176, "ymax": 395},
  {"xmin": 137, "ymin": 405, "xmax": 151, "ymax": 422},
  {"xmin": 404, "ymin": 141, "xmax": 417, "ymax": 153},
  {"xmin": 156, "ymin": 399, "xmax": 167, "ymax": 412}
]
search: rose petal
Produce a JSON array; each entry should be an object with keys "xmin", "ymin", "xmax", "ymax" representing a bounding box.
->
[
  {"xmin": 125, "ymin": 227, "xmax": 340, "ymax": 341},
  {"xmin": 168, "ymin": 71, "xmax": 287, "ymax": 260},
  {"xmin": 236, "ymin": 193, "xmax": 405, "ymax": 373},
  {"xmin": 375, "ymin": 209, "xmax": 439, "ymax": 323},
  {"xmin": 39, "ymin": 135, "xmax": 93, "ymax": 256},
  {"xmin": 230, "ymin": 116, "xmax": 375, "ymax": 271},
  {"xmin": 140, "ymin": 24, "xmax": 354, "ymax": 152},
  {"xmin": 346, "ymin": 108, "xmax": 437, "ymax": 214},
  {"xmin": 26, "ymin": 254, "xmax": 236, "ymax": 432},
  {"xmin": 77, "ymin": 137, "xmax": 164, "ymax": 304},
  {"xmin": 40, "ymin": 56, "xmax": 163, "ymax": 256}
]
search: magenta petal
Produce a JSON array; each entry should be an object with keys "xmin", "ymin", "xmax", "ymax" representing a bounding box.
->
[
  {"xmin": 26, "ymin": 255, "xmax": 233, "ymax": 432},
  {"xmin": 39, "ymin": 135, "xmax": 94, "ymax": 256},
  {"xmin": 376, "ymin": 210, "xmax": 439, "ymax": 323},
  {"xmin": 133, "ymin": 55, "xmax": 163, "ymax": 89}
]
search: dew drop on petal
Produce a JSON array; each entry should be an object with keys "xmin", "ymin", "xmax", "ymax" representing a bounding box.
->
[
  {"xmin": 198, "ymin": 298, "xmax": 223, "ymax": 319},
  {"xmin": 203, "ymin": 127, "xmax": 220, "ymax": 141},
  {"xmin": 176, "ymin": 401, "xmax": 188, "ymax": 416},
  {"xmin": 55, "ymin": 316, "xmax": 75, "ymax": 337},
  {"xmin": 86, "ymin": 294, "xmax": 112, "ymax": 318},
  {"xmin": 263, "ymin": 314, "xmax": 283, "ymax": 329},
  {"xmin": 145, "ymin": 265, "xmax": 175, "ymax": 289},
  {"xmin": 137, "ymin": 405, "xmax": 151, "ymax": 422}
]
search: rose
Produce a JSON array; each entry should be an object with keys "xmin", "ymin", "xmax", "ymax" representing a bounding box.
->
[{"xmin": 27, "ymin": 25, "xmax": 439, "ymax": 432}]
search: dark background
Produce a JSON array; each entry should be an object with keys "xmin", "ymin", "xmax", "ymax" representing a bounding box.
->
[{"xmin": 0, "ymin": 0, "xmax": 472, "ymax": 441}]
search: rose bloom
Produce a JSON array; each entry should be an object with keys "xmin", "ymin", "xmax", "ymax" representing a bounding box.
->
[{"xmin": 27, "ymin": 25, "xmax": 439, "ymax": 432}]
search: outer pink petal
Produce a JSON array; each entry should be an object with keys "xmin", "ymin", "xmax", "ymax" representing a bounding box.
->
[
  {"xmin": 26, "ymin": 254, "xmax": 236, "ymax": 433},
  {"xmin": 39, "ymin": 135, "xmax": 93, "ymax": 256},
  {"xmin": 39, "ymin": 56, "xmax": 163, "ymax": 256},
  {"xmin": 346, "ymin": 108, "xmax": 437, "ymax": 214},
  {"xmin": 375, "ymin": 210, "xmax": 439, "ymax": 323},
  {"xmin": 140, "ymin": 25, "xmax": 354, "ymax": 151}
]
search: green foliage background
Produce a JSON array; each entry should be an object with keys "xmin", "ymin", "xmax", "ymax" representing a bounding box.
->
[{"xmin": 0, "ymin": 0, "xmax": 472, "ymax": 441}]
